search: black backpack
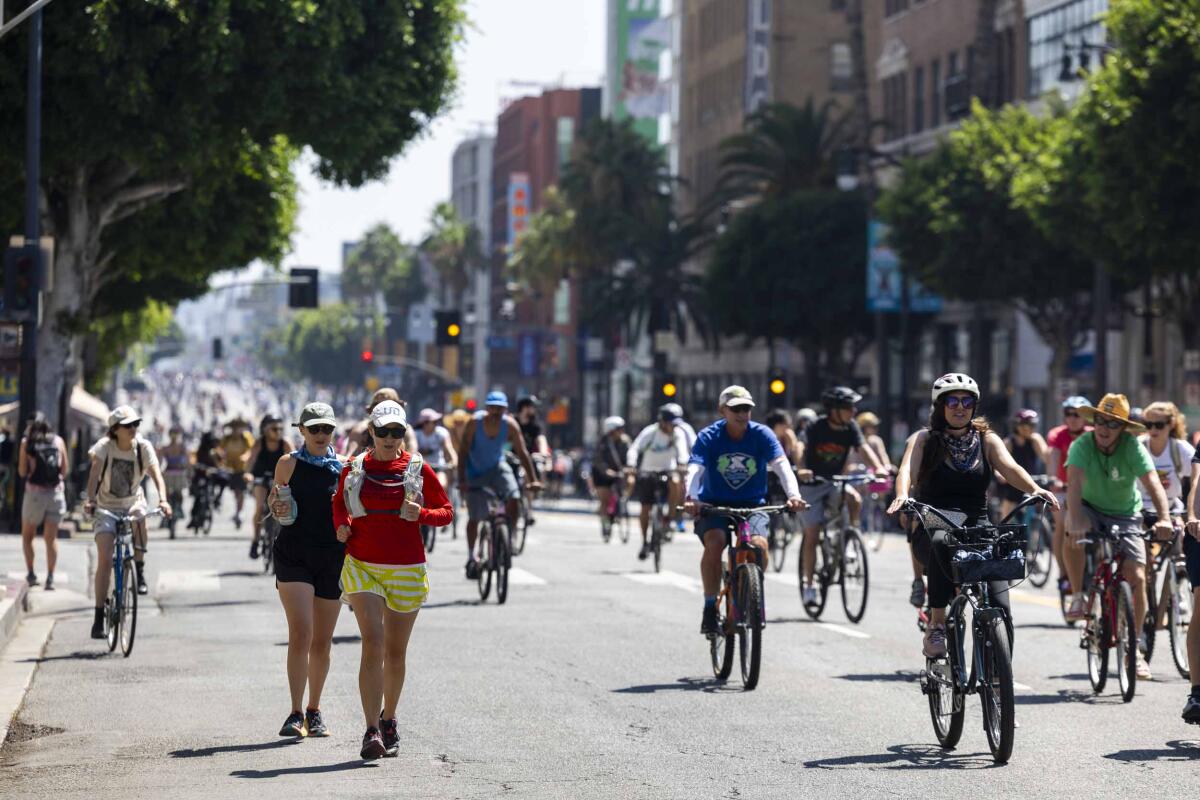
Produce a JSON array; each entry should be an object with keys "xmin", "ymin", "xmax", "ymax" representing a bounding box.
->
[{"xmin": 28, "ymin": 437, "xmax": 61, "ymax": 487}]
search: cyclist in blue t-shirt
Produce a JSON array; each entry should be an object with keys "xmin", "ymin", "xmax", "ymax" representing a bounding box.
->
[{"xmin": 683, "ymin": 385, "xmax": 806, "ymax": 636}]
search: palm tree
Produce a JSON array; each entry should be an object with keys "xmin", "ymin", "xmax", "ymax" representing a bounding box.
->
[{"xmin": 420, "ymin": 202, "xmax": 483, "ymax": 302}]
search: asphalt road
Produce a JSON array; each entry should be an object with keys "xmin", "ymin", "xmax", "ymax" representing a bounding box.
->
[{"xmin": 2, "ymin": 502, "xmax": 1198, "ymax": 799}]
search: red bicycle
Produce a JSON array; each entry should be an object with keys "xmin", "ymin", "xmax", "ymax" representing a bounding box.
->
[{"xmin": 1079, "ymin": 523, "xmax": 1143, "ymax": 702}]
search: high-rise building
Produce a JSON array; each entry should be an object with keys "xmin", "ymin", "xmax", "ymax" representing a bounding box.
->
[{"xmin": 451, "ymin": 135, "xmax": 494, "ymax": 398}]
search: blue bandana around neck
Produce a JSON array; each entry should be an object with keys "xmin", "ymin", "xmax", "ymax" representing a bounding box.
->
[{"xmin": 292, "ymin": 446, "xmax": 342, "ymax": 476}]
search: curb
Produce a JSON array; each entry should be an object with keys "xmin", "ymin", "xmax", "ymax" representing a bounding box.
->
[{"xmin": 0, "ymin": 578, "xmax": 30, "ymax": 653}]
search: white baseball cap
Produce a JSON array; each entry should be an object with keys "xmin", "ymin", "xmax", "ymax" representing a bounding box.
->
[
  {"xmin": 603, "ymin": 415, "xmax": 625, "ymax": 433},
  {"xmin": 719, "ymin": 385, "xmax": 755, "ymax": 409},
  {"xmin": 369, "ymin": 400, "xmax": 407, "ymax": 429}
]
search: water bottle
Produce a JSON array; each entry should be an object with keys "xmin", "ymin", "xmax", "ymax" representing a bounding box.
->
[{"xmin": 274, "ymin": 484, "xmax": 297, "ymax": 526}]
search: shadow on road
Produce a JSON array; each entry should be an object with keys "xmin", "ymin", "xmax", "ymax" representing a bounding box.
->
[
  {"xmin": 171, "ymin": 740, "xmax": 303, "ymax": 759},
  {"xmin": 231, "ymin": 760, "xmax": 379, "ymax": 778},
  {"xmin": 19, "ymin": 650, "xmax": 109, "ymax": 664},
  {"xmin": 422, "ymin": 599, "xmax": 483, "ymax": 610},
  {"xmin": 275, "ymin": 635, "xmax": 362, "ymax": 647},
  {"xmin": 1015, "ymin": 623, "xmax": 1075, "ymax": 631},
  {"xmin": 804, "ymin": 743, "xmax": 998, "ymax": 770},
  {"xmin": 1014, "ymin": 689, "xmax": 1107, "ymax": 705},
  {"xmin": 1103, "ymin": 740, "xmax": 1200, "ymax": 763},
  {"xmin": 835, "ymin": 670, "xmax": 921, "ymax": 683},
  {"xmin": 216, "ymin": 571, "xmax": 264, "ymax": 578},
  {"xmin": 157, "ymin": 599, "xmax": 262, "ymax": 612},
  {"xmin": 612, "ymin": 677, "xmax": 739, "ymax": 695}
]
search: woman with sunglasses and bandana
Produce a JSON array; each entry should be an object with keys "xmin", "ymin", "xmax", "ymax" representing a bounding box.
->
[
  {"xmin": 332, "ymin": 400, "xmax": 452, "ymax": 760},
  {"xmin": 268, "ymin": 402, "xmax": 347, "ymax": 739},
  {"xmin": 889, "ymin": 374, "xmax": 1059, "ymax": 658}
]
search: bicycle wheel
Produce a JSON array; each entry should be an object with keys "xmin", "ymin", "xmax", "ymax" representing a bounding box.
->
[
  {"xmin": 477, "ymin": 522, "xmax": 493, "ymax": 602},
  {"xmin": 926, "ymin": 656, "xmax": 964, "ymax": 749},
  {"xmin": 651, "ymin": 517, "xmax": 663, "ymax": 574},
  {"xmin": 768, "ymin": 516, "xmax": 786, "ymax": 573},
  {"xmin": 737, "ymin": 565, "xmax": 763, "ymax": 690},
  {"xmin": 1026, "ymin": 517, "xmax": 1052, "ymax": 589},
  {"xmin": 711, "ymin": 566, "xmax": 736, "ymax": 680},
  {"xmin": 979, "ymin": 618, "xmax": 1016, "ymax": 763},
  {"xmin": 421, "ymin": 524, "xmax": 436, "ymax": 554},
  {"xmin": 450, "ymin": 487, "xmax": 460, "ymax": 540},
  {"xmin": 1085, "ymin": 590, "xmax": 1109, "ymax": 694},
  {"xmin": 800, "ymin": 532, "xmax": 829, "ymax": 620},
  {"xmin": 867, "ymin": 504, "xmax": 886, "ymax": 552},
  {"xmin": 1143, "ymin": 569, "xmax": 1159, "ymax": 663},
  {"xmin": 1169, "ymin": 561, "xmax": 1192, "ymax": 679},
  {"xmin": 512, "ymin": 500, "xmax": 528, "ymax": 556},
  {"xmin": 1115, "ymin": 581, "xmax": 1137, "ymax": 702},
  {"xmin": 263, "ymin": 519, "xmax": 279, "ymax": 575},
  {"xmin": 119, "ymin": 558, "xmax": 138, "ymax": 657},
  {"xmin": 495, "ymin": 524, "xmax": 510, "ymax": 605},
  {"xmin": 106, "ymin": 562, "xmax": 121, "ymax": 653},
  {"xmin": 619, "ymin": 500, "xmax": 631, "ymax": 544},
  {"xmin": 840, "ymin": 529, "xmax": 869, "ymax": 624}
]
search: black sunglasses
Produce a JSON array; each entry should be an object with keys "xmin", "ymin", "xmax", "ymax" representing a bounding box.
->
[
  {"xmin": 1095, "ymin": 418, "xmax": 1125, "ymax": 430},
  {"xmin": 119, "ymin": 421, "xmax": 140, "ymax": 429},
  {"xmin": 1063, "ymin": 411, "xmax": 1081, "ymax": 419},
  {"xmin": 305, "ymin": 424, "xmax": 335, "ymax": 435},
  {"xmin": 943, "ymin": 396, "xmax": 976, "ymax": 410},
  {"xmin": 1146, "ymin": 420, "xmax": 1171, "ymax": 430},
  {"xmin": 373, "ymin": 426, "xmax": 407, "ymax": 439}
]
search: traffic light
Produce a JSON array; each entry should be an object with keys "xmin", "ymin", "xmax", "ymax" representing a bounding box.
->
[
  {"xmin": 465, "ymin": 398, "xmax": 478, "ymax": 412},
  {"xmin": 3, "ymin": 244, "xmax": 40, "ymax": 322},
  {"xmin": 661, "ymin": 377, "xmax": 678, "ymax": 399},
  {"xmin": 288, "ymin": 267, "xmax": 319, "ymax": 308},
  {"xmin": 435, "ymin": 310, "xmax": 462, "ymax": 346},
  {"xmin": 769, "ymin": 373, "xmax": 787, "ymax": 397},
  {"xmin": 361, "ymin": 349, "xmax": 374, "ymax": 363},
  {"xmin": 212, "ymin": 337, "xmax": 223, "ymax": 360}
]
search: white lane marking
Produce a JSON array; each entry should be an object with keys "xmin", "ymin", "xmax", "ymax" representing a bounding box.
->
[
  {"xmin": 622, "ymin": 570, "xmax": 703, "ymax": 594},
  {"xmin": 1010, "ymin": 588, "xmax": 1060, "ymax": 609},
  {"xmin": 817, "ymin": 622, "xmax": 871, "ymax": 640},
  {"xmin": 8, "ymin": 571, "xmax": 71, "ymax": 584},
  {"xmin": 507, "ymin": 567, "xmax": 547, "ymax": 586},
  {"xmin": 765, "ymin": 572, "xmax": 800, "ymax": 588},
  {"xmin": 1012, "ymin": 681, "xmax": 1035, "ymax": 692},
  {"xmin": 155, "ymin": 569, "xmax": 221, "ymax": 593}
]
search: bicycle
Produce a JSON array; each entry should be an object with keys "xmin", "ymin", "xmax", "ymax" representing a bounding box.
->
[
  {"xmin": 471, "ymin": 487, "xmax": 511, "ymax": 605},
  {"xmin": 257, "ymin": 480, "xmax": 280, "ymax": 575},
  {"xmin": 905, "ymin": 495, "xmax": 1042, "ymax": 765},
  {"xmin": 95, "ymin": 508, "xmax": 163, "ymax": 658},
  {"xmin": 1140, "ymin": 512, "xmax": 1190, "ymax": 679},
  {"xmin": 599, "ymin": 483, "xmax": 631, "ymax": 545},
  {"xmin": 800, "ymin": 474, "xmax": 873, "ymax": 624},
  {"xmin": 1013, "ymin": 475, "xmax": 1055, "ymax": 588},
  {"xmin": 188, "ymin": 469, "xmax": 216, "ymax": 536},
  {"xmin": 646, "ymin": 471, "xmax": 673, "ymax": 574},
  {"xmin": 862, "ymin": 473, "xmax": 894, "ymax": 552},
  {"xmin": 765, "ymin": 474, "xmax": 798, "ymax": 573},
  {"xmin": 1077, "ymin": 521, "xmax": 1142, "ymax": 703},
  {"xmin": 693, "ymin": 504, "xmax": 786, "ymax": 691},
  {"xmin": 164, "ymin": 470, "xmax": 187, "ymax": 540}
]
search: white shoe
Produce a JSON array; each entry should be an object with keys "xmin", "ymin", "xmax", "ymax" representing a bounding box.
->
[
  {"xmin": 802, "ymin": 585, "xmax": 818, "ymax": 605},
  {"xmin": 1136, "ymin": 653, "xmax": 1152, "ymax": 681},
  {"xmin": 1065, "ymin": 594, "xmax": 1088, "ymax": 622}
]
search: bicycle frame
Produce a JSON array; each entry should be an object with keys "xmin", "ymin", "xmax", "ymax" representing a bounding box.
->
[{"xmin": 1081, "ymin": 531, "xmax": 1128, "ymax": 652}]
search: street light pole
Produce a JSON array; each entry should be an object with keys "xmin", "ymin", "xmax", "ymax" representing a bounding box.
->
[{"xmin": 18, "ymin": 7, "xmax": 42, "ymax": 432}]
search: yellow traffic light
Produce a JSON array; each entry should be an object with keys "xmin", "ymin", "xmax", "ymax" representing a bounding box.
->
[
  {"xmin": 447, "ymin": 323, "xmax": 461, "ymax": 338},
  {"xmin": 770, "ymin": 378, "xmax": 786, "ymax": 395},
  {"xmin": 662, "ymin": 382, "xmax": 678, "ymax": 398}
]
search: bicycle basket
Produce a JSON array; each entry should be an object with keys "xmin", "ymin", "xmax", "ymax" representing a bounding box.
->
[{"xmin": 950, "ymin": 524, "xmax": 1028, "ymax": 583}]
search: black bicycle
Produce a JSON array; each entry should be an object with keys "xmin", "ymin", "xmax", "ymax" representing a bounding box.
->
[
  {"xmin": 694, "ymin": 504, "xmax": 787, "ymax": 691},
  {"xmin": 188, "ymin": 468, "xmax": 216, "ymax": 536},
  {"xmin": 472, "ymin": 486, "xmax": 511, "ymax": 605},
  {"xmin": 801, "ymin": 474, "xmax": 872, "ymax": 624},
  {"xmin": 905, "ymin": 495, "xmax": 1045, "ymax": 765},
  {"xmin": 766, "ymin": 474, "xmax": 798, "ymax": 572},
  {"xmin": 646, "ymin": 471, "xmax": 673, "ymax": 573}
]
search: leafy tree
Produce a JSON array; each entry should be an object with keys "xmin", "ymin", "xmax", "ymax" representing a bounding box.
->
[
  {"xmin": 0, "ymin": 0, "xmax": 464, "ymax": 414},
  {"xmin": 706, "ymin": 190, "xmax": 869, "ymax": 393},
  {"xmin": 421, "ymin": 202, "xmax": 483, "ymax": 301},
  {"xmin": 879, "ymin": 101, "xmax": 1097, "ymax": 389},
  {"xmin": 278, "ymin": 303, "xmax": 383, "ymax": 386},
  {"xmin": 507, "ymin": 188, "xmax": 575, "ymax": 297},
  {"xmin": 343, "ymin": 223, "xmax": 426, "ymax": 310},
  {"xmin": 85, "ymin": 301, "xmax": 174, "ymax": 394}
]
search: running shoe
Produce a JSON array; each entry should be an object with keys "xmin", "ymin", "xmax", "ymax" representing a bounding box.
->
[
  {"xmin": 1136, "ymin": 653, "xmax": 1152, "ymax": 681},
  {"xmin": 465, "ymin": 559, "xmax": 479, "ymax": 580},
  {"xmin": 1183, "ymin": 694, "xmax": 1200, "ymax": 724},
  {"xmin": 379, "ymin": 715, "xmax": 399, "ymax": 757},
  {"xmin": 25, "ymin": 571, "xmax": 38, "ymax": 587},
  {"xmin": 923, "ymin": 624, "xmax": 948, "ymax": 658},
  {"xmin": 360, "ymin": 727, "xmax": 386, "ymax": 760},
  {"xmin": 279, "ymin": 711, "xmax": 305, "ymax": 737},
  {"xmin": 637, "ymin": 543, "xmax": 649, "ymax": 561},
  {"xmin": 305, "ymin": 709, "xmax": 329, "ymax": 737},
  {"xmin": 90, "ymin": 608, "xmax": 105, "ymax": 640},
  {"xmin": 700, "ymin": 604, "xmax": 719, "ymax": 637},
  {"xmin": 909, "ymin": 578, "xmax": 926, "ymax": 608},
  {"xmin": 1065, "ymin": 594, "xmax": 1088, "ymax": 622},
  {"xmin": 136, "ymin": 567, "xmax": 148, "ymax": 596},
  {"xmin": 802, "ymin": 585, "xmax": 818, "ymax": 606},
  {"xmin": 44, "ymin": 573, "xmax": 54, "ymax": 591},
  {"xmin": 249, "ymin": 541, "xmax": 259, "ymax": 560}
]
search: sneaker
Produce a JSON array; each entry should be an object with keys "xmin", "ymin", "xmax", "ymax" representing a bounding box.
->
[
  {"xmin": 360, "ymin": 727, "xmax": 386, "ymax": 760},
  {"xmin": 90, "ymin": 608, "xmax": 105, "ymax": 640},
  {"xmin": 1138, "ymin": 633, "xmax": 1149, "ymax": 656},
  {"xmin": 637, "ymin": 543, "xmax": 649, "ymax": 561},
  {"xmin": 304, "ymin": 708, "xmax": 329, "ymax": 737},
  {"xmin": 25, "ymin": 571, "xmax": 38, "ymax": 587},
  {"xmin": 909, "ymin": 578, "xmax": 926, "ymax": 608},
  {"xmin": 1065, "ymin": 594, "xmax": 1088, "ymax": 622},
  {"xmin": 465, "ymin": 559, "xmax": 479, "ymax": 580},
  {"xmin": 700, "ymin": 604, "xmax": 719, "ymax": 637},
  {"xmin": 279, "ymin": 711, "xmax": 305, "ymax": 737},
  {"xmin": 233, "ymin": 514, "xmax": 242, "ymax": 530},
  {"xmin": 135, "ymin": 566, "xmax": 148, "ymax": 596},
  {"xmin": 1182, "ymin": 695, "xmax": 1200, "ymax": 724},
  {"xmin": 379, "ymin": 715, "xmax": 399, "ymax": 756},
  {"xmin": 249, "ymin": 541, "xmax": 259, "ymax": 560},
  {"xmin": 1136, "ymin": 653, "xmax": 1152, "ymax": 681},
  {"xmin": 923, "ymin": 624, "xmax": 948, "ymax": 658},
  {"xmin": 43, "ymin": 573, "xmax": 54, "ymax": 592},
  {"xmin": 802, "ymin": 584, "xmax": 818, "ymax": 606}
]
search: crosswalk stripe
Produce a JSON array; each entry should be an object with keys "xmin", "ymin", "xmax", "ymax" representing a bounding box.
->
[
  {"xmin": 621, "ymin": 570, "xmax": 702, "ymax": 594},
  {"xmin": 155, "ymin": 569, "xmax": 221, "ymax": 593},
  {"xmin": 507, "ymin": 567, "xmax": 547, "ymax": 586},
  {"xmin": 1012, "ymin": 681, "xmax": 1036, "ymax": 692},
  {"xmin": 818, "ymin": 622, "xmax": 871, "ymax": 640}
]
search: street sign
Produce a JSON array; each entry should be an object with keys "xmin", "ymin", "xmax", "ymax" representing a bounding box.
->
[
  {"xmin": 519, "ymin": 332, "xmax": 539, "ymax": 377},
  {"xmin": 487, "ymin": 335, "xmax": 516, "ymax": 350},
  {"xmin": 866, "ymin": 221, "xmax": 942, "ymax": 314}
]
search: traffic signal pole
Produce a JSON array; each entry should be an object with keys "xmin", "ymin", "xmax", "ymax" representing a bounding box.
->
[{"xmin": 18, "ymin": 7, "xmax": 42, "ymax": 432}]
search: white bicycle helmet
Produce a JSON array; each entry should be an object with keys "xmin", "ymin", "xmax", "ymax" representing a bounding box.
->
[
  {"xmin": 931, "ymin": 373, "xmax": 980, "ymax": 403},
  {"xmin": 603, "ymin": 416, "xmax": 625, "ymax": 434}
]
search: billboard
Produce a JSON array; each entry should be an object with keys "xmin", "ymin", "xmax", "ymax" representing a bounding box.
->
[
  {"xmin": 507, "ymin": 172, "xmax": 531, "ymax": 247},
  {"xmin": 609, "ymin": 0, "xmax": 669, "ymax": 141},
  {"xmin": 866, "ymin": 221, "xmax": 942, "ymax": 314},
  {"xmin": 745, "ymin": 0, "xmax": 772, "ymax": 113}
]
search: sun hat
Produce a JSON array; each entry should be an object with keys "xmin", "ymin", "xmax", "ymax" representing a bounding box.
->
[
  {"xmin": 295, "ymin": 402, "xmax": 337, "ymax": 429},
  {"xmin": 719, "ymin": 385, "xmax": 755, "ymax": 409},
  {"xmin": 417, "ymin": 408, "xmax": 443, "ymax": 425},
  {"xmin": 108, "ymin": 405, "xmax": 142, "ymax": 428},
  {"xmin": 369, "ymin": 400, "xmax": 407, "ymax": 429},
  {"xmin": 1079, "ymin": 393, "xmax": 1146, "ymax": 433},
  {"xmin": 485, "ymin": 391, "xmax": 509, "ymax": 408}
]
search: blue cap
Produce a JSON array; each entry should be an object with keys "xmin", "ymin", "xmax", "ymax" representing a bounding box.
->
[{"xmin": 485, "ymin": 391, "xmax": 509, "ymax": 408}]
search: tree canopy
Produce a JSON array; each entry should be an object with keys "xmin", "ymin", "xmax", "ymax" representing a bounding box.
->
[
  {"xmin": 278, "ymin": 303, "xmax": 383, "ymax": 386},
  {"xmin": 343, "ymin": 223, "xmax": 426, "ymax": 310}
]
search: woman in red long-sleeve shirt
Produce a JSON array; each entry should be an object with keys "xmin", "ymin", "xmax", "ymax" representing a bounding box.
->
[{"xmin": 332, "ymin": 400, "xmax": 452, "ymax": 761}]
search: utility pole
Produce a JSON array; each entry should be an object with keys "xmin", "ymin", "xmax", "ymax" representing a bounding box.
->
[{"xmin": 18, "ymin": 6, "xmax": 42, "ymax": 433}]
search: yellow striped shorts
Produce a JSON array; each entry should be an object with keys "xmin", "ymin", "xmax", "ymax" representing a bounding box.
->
[{"xmin": 339, "ymin": 555, "xmax": 429, "ymax": 614}]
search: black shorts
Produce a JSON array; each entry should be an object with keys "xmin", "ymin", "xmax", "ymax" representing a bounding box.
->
[
  {"xmin": 636, "ymin": 473, "xmax": 670, "ymax": 505},
  {"xmin": 1185, "ymin": 533, "xmax": 1200, "ymax": 590},
  {"xmin": 228, "ymin": 472, "xmax": 247, "ymax": 492},
  {"xmin": 274, "ymin": 536, "xmax": 345, "ymax": 600}
]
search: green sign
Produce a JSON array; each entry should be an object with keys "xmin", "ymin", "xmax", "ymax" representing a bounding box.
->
[{"xmin": 609, "ymin": 0, "xmax": 668, "ymax": 142}]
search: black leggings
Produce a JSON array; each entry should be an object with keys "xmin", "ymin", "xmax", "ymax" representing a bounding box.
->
[{"xmin": 910, "ymin": 527, "xmax": 1012, "ymax": 619}]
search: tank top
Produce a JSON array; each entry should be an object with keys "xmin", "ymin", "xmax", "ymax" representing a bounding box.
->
[
  {"xmin": 415, "ymin": 426, "xmax": 448, "ymax": 468},
  {"xmin": 281, "ymin": 458, "xmax": 343, "ymax": 549},
  {"xmin": 252, "ymin": 439, "xmax": 286, "ymax": 478},
  {"xmin": 915, "ymin": 431, "xmax": 992, "ymax": 520},
  {"xmin": 467, "ymin": 411, "xmax": 508, "ymax": 479},
  {"xmin": 1007, "ymin": 435, "xmax": 1044, "ymax": 477}
]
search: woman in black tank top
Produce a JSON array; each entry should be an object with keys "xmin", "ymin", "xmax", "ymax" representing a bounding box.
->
[
  {"xmin": 998, "ymin": 411, "xmax": 1050, "ymax": 515},
  {"xmin": 888, "ymin": 374, "xmax": 1059, "ymax": 660}
]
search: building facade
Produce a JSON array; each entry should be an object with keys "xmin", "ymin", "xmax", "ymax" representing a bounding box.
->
[{"xmin": 450, "ymin": 135, "xmax": 495, "ymax": 400}]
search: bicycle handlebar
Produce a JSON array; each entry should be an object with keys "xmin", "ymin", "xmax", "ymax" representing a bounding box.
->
[
  {"xmin": 997, "ymin": 493, "xmax": 1052, "ymax": 525},
  {"xmin": 94, "ymin": 508, "xmax": 165, "ymax": 522},
  {"xmin": 679, "ymin": 504, "xmax": 788, "ymax": 518}
]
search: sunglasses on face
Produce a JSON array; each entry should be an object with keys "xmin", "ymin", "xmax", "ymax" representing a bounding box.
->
[
  {"xmin": 943, "ymin": 396, "xmax": 976, "ymax": 410},
  {"xmin": 1146, "ymin": 420, "xmax": 1171, "ymax": 430},
  {"xmin": 305, "ymin": 425, "xmax": 334, "ymax": 435},
  {"xmin": 119, "ymin": 421, "xmax": 140, "ymax": 430},
  {"xmin": 1095, "ymin": 418, "xmax": 1125, "ymax": 431},
  {"xmin": 727, "ymin": 407, "xmax": 751, "ymax": 415},
  {"xmin": 373, "ymin": 426, "xmax": 406, "ymax": 439},
  {"xmin": 268, "ymin": 426, "xmax": 283, "ymax": 433},
  {"xmin": 1064, "ymin": 411, "xmax": 1081, "ymax": 419}
]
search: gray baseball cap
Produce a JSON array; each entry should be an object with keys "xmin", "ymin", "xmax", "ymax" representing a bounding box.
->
[{"xmin": 294, "ymin": 402, "xmax": 337, "ymax": 428}]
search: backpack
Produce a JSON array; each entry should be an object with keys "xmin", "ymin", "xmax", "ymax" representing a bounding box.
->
[
  {"xmin": 343, "ymin": 451, "xmax": 424, "ymax": 519},
  {"xmin": 1139, "ymin": 434, "xmax": 1191, "ymax": 500},
  {"xmin": 27, "ymin": 437, "xmax": 61, "ymax": 487}
]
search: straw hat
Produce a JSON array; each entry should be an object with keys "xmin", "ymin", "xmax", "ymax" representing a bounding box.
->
[{"xmin": 1079, "ymin": 393, "xmax": 1146, "ymax": 433}]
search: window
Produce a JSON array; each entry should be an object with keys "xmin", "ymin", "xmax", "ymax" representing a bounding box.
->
[
  {"xmin": 556, "ymin": 117, "xmax": 574, "ymax": 168},
  {"xmin": 829, "ymin": 43, "xmax": 853, "ymax": 91},
  {"xmin": 1028, "ymin": 0, "xmax": 1108, "ymax": 97},
  {"xmin": 913, "ymin": 66, "xmax": 925, "ymax": 133},
  {"xmin": 882, "ymin": 72, "xmax": 908, "ymax": 141},
  {"xmin": 948, "ymin": 50, "xmax": 959, "ymax": 77},
  {"xmin": 931, "ymin": 58, "xmax": 942, "ymax": 126}
]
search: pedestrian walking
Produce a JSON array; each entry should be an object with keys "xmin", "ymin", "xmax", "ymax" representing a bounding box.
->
[
  {"xmin": 268, "ymin": 402, "xmax": 346, "ymax": 738},
  {"xmin": 332, "ymin": 400, "xmax": 453, "ymax": 760},
  {"xmin": 17, "ymin": 414, "xmax": 69, "ymax": 589}
]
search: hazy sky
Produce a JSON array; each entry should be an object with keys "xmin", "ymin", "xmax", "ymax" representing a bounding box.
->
[{"xmin": 287, "ymin": 0, "xmax": 607, "ymax": 271}]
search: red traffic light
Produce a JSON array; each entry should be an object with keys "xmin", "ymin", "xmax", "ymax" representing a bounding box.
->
[
  {"xmin": 361, "ymin": 349, "xmax": 374, "ymax": 363},
  {"xmin": 465, "ymin": 399, "xmax": 478, "ymax": 411}
]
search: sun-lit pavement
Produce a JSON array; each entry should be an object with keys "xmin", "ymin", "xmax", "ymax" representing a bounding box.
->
[{"xmin": 1, "ymin": 502, "xmax": 1198, "ymax": 799}]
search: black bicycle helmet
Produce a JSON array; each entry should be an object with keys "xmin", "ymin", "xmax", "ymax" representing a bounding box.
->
[{"xmin": 821, "ymin": 386, "xmax": 862, "ymax": 407}]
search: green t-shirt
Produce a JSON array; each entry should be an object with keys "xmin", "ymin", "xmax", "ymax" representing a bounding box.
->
[{"xmin": 1065, "ymin": 431, "xmax": 1154, "ymax": 516}]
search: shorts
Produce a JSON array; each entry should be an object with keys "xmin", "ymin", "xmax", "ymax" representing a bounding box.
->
[
  {"xmin": 227, "ymin": 472, "xmax": 247, "ymax": 492},
  {"xmin": 1184, "ymin": 533, "xmax": 1200, "ymax": 590},
  {"xmin": 466, "ymin": 462, "xmax": 520, "ymax": 521},
  {"xmin": 694, "ymin": 509, "xmax": 769, "ymax": 543},
  {"xmin": 22, "ymin": 484, "xmax": 65, "ymax": 525},
  {"xmin": 93, "ymin": 501, "xmax": 148, "ymax": 538},
  {"xmin": 1082, "ymin": 503, "xmax": 1146, "ymax": 566},
  {"xmin": 798, "ymin": 481, "xmax": 840, "ymax": 528},
  {"xmin": 274, "ymin": 536, "xmax": 345, "ymax": 600},
  {"xmin": 340, "ymin": 554, "xmax": 429, "ymax": 613},
  {"xmin": 164, "ymin": 470, "xmax": 189, "ymax": 494},
  {"xmin": 635, "ymin": 473, "xmax": 671, "ymax": 505}
]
